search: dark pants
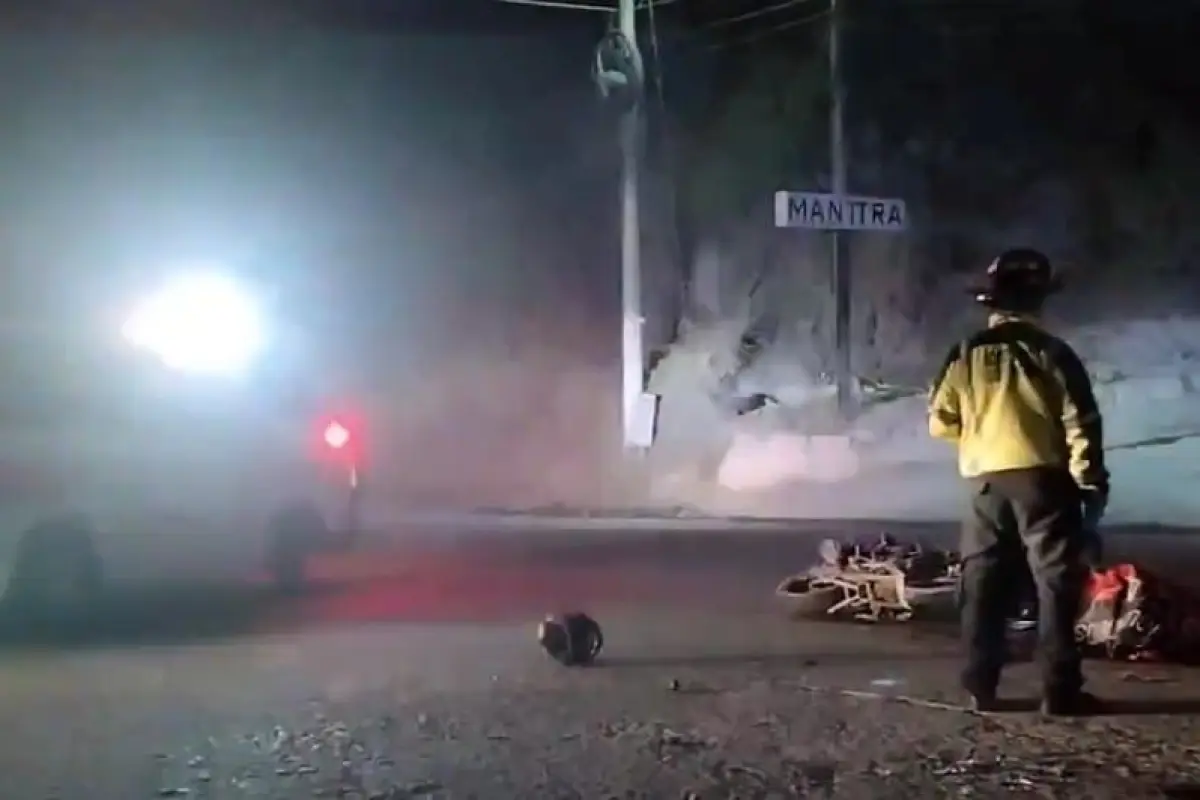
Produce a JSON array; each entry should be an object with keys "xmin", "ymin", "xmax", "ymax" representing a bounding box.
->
[{"xmin": 959, "ymin": 467, "xmax": 1089, "ymax": 699}]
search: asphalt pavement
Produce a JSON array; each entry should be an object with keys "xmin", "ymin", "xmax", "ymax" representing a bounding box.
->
[{"xmin": 2, "ymin": 521, "xmax": 1200, "ymax": 798}]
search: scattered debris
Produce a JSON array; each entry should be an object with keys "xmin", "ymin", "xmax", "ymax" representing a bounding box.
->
[
  {"xmin": 924, "ymin": 752, "xmax": 1075, "ymax": 793},
  {"xmin": 836, "ymin": 687, "xmax": 972, "ymax": 714},
  {"xmin": 792, "ymin": 760, "xmax": 838, "ymax": 793},
  {"xmin": 148, "ymin": 660, "xmax": 1200, "ymax": 798},
  {"xmin": 662, "ymin": 677, "xmax": 719, "ymax": 696},
  {"xmin": 1120, "ymin": 671, "xmax": 1179, "ymax": 683},
  {"xmin": 659, "ymin": 727, "xmax": 715, "ymax": 752},
  {"xmin": 405, "ymin": 780, "xmax": 444, "ymax": 795}
]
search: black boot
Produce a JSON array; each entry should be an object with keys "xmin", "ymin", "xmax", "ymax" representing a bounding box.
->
[
  {"xmin": 962, "ymin": 673, "xmax": 1001, "ymax": 713},
  {"xmin": 1040, "ymin": 690, "xmax": 1106, "ymax": 717},
  {"xmin": 968, "ymin": 691, "xmax": 1001, "ymax": 713}
]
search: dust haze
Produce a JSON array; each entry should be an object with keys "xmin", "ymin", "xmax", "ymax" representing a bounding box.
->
[{"xmin": 0, "ymin": 30, "xmax": 646, "ymax": 513}]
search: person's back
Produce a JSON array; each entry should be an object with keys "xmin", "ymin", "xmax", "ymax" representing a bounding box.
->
[
  {"xmin": 928, "ymin": 248, "xmax": 1109, "ymax": 717},
  {"xmin": 933, "ymin": 314, "xmax": 1104, "ymax": 490}
]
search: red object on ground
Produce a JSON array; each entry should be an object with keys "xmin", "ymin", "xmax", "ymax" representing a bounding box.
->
[{"xmin": 1077, "ymin": 563, "xmax": 1200, "ymax": 663}]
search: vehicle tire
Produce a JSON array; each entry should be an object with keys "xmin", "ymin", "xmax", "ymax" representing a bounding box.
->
[
  {"xmin": 265, "ymin": 504, "xmax": 328, "ymax": 595},
  {"xmin": 774, "ymin": 574, "xmax": 841, "ymax": 619},
  {"xmin": 5, "ymin": 518, "xmax": 103, "ymax": 624}
]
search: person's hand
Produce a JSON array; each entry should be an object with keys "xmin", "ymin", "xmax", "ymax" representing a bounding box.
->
[
  {"xmin": 1081, "ymin": 528, "xmax": 1104, "ymax": 569},
  {"xmin": 1081, "ymin": 488, "xmax": 1108, "ymax": 568},
  {"xmin": 1082, "ymin": 488, "xmax": 1108, "ymax": 531}
]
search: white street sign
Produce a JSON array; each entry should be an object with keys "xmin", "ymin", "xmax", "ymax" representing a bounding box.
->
[{"xmin": 774, "ymin": 191, "xmax": 907, "ymax": 232}]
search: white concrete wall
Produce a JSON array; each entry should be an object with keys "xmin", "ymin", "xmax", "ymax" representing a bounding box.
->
[{"xmin": 648, "ymin": 316, "xmax": 1200, "ymax": 524}]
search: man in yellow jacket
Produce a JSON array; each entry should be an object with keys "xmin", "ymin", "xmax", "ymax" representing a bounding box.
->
[{"xmin": 928, "ymin": 248, "xmax": 1109, "ymax": 716}]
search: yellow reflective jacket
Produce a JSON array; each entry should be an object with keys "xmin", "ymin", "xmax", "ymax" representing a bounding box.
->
[{"xmin": 927, "ymin": 313, "xmax": 1109, "ymax": 493}]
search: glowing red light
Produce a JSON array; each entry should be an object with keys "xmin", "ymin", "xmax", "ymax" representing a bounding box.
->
[
  {"xmin": 313, "ymin": 409, "xmax": 367, "ymax": 468},
  {"xmin": 323, "ymin": 421, "xmax": 351, "ymax": 450}
]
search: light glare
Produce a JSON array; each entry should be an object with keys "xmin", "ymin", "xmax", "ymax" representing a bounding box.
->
[{"xmin": 122, "ymin": 273, "xmax": 265, "ymax": 376}]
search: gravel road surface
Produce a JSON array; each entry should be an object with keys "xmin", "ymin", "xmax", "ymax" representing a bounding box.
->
[{"xmin": 1, "ymin": 522, "xmax": 1199, "ymax": 799}]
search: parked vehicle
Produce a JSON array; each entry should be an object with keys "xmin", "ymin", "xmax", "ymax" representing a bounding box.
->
[{"xmin": 0, "ymin": 270, "xmax": 361, "ymax": 621}]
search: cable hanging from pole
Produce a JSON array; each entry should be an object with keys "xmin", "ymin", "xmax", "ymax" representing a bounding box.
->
[
  {"xmin": 643, "ymin": 0, "xmax": 688, "ymax": 337},
  {"xmin": 644, "ymin": 0, "xmax": 666, "ymax": 112}
]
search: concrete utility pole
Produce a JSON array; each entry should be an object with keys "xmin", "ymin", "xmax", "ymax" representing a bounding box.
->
[
  {"xmin": 498, "ymin": 0, "xmax": 651, "ymax": 448},
  {"xmin": 829, "ymin": 0, "xmax": 853, "ymax": 415},
  {"xmin": 617, "ymin": 0, "xmax": 645, "ymax": 448}
]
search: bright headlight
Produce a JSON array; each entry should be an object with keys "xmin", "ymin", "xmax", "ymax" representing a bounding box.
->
[{"xmin": 122, "ymin": 272, "xmax": 266, "ymax": 376}]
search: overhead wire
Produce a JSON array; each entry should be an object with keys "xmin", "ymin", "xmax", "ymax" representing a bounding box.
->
[
  {"xmin": 485, "ymin": 0, "xmax": 830, "ymax": 325},
  {"xmin": 490, "ymin": 0, "xmax": 614, "ymax": 12},
  {"xmin": 704, "ymin": 0, "xmax": 826, "ymax": 30},
  {"xmin": 491, "ymin": 0, "xmax": 682, "ymax": 11},
  {"xmin": 488, "ymin": 0, "xmax": 1088, "ymax": 31},
  {"xmin": 710, "ymin": 5, "xmax": 831, "ymax": 50},
  {"xmin": 699, "ymin": 0, "xmax": 1069, "ymax": 50}
]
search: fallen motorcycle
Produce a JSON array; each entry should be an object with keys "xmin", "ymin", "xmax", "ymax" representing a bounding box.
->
[
  {"xmin": 777, "ymin": 535, "xmax": 1200, "ymax": 663},
  {"xmin": 775, "ymin": 534, "xmax": 960, "ymax": 622}
]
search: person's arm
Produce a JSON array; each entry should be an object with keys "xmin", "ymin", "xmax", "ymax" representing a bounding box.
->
[
  {"xmin": 928, "ymin": 344, "xmax": 963, "ymax": 442},
  {"xmin": 1049, "ymin": 340, "xmax": 1109, "ymax": 495}
]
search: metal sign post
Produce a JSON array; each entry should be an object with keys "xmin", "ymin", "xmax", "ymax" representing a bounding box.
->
[
  {"xmin": 829, "ymin": 0, "xmax": 851, "ymax": 415},
  {"xmin": 797, "ymin": 0, "xmax": 906, "ymax": 418},
  {"xmin": 774, "ymin": 189, "xmax": 908, "ymax": 415}
]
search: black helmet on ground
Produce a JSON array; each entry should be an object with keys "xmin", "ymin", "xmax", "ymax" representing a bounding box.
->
[
  {"xmin": 968, "ymin": 248, "xmax": 1063, "ymax": 312},
  {"xmin": 537, "ymin": 612, "xmax": 604, "ymax": 666}
]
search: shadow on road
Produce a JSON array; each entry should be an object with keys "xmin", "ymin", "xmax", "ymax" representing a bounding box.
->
[
  {"xmin": 2, "ymin": 523, "xmax": 1199, "ymax": 656},
  {"xmin": 974, "ymin": 697, "xmax": 1200, "ymax": 715},
  {"xmin": 0, "ymin": 561, "xmax": 676, "ymax": 651},
  {"xmin": 0, "ymin": 583, "xmax": 321, "ymax": 651},
  {"xmin": 0, "ymin": 551, "xmax": 559, "ymax": 651},
  {"xmin": 1097, "ymin": 698, "xmax": 1200, "ymax": 715},
  {"xmin": 599, "ymin": 650, "xmax": 957, "ymax": 670}
]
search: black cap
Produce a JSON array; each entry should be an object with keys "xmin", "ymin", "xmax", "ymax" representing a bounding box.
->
[{"xmin": 968, "ymin": 248, "xmax": 1063, "ymax": 310}]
